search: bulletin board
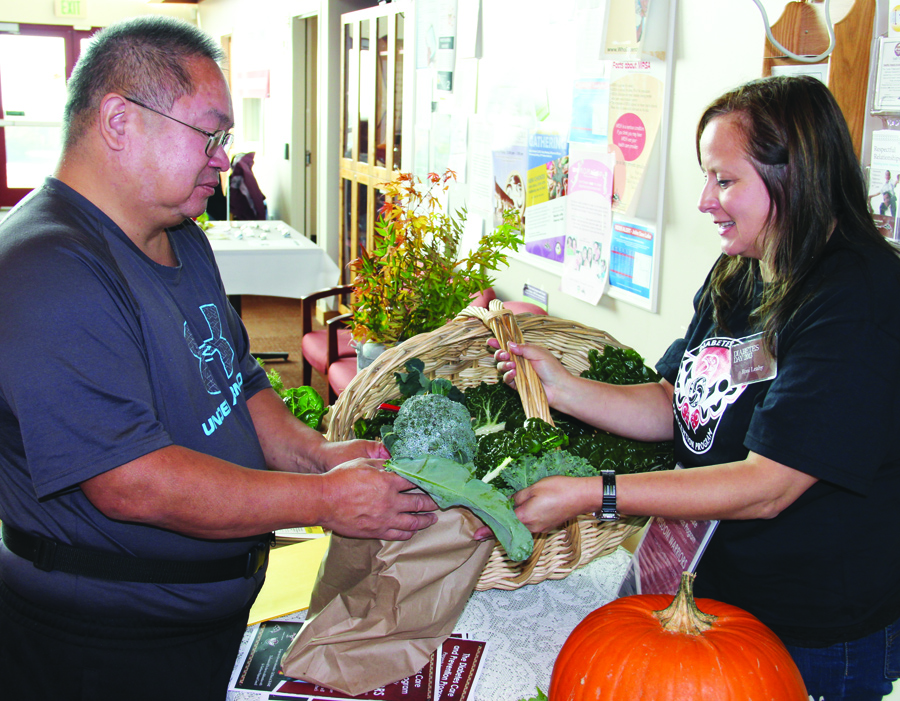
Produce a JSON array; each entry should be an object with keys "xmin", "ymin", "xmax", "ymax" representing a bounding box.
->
[{"xmin": 411, "ymin": 0, "xmax": 677, "ymax": 313}]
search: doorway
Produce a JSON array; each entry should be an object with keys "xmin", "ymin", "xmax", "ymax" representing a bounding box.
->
[{"xmin": 0, "ymin": 23, "xmax": 97, "ymax": 207}]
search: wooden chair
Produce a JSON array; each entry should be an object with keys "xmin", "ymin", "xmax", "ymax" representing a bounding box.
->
[{"xmin": 299, "ymin": 285, "xmax": 356, "ymax": 404}]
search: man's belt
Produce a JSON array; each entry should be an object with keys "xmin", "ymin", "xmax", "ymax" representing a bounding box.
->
[{"xmin": 1, "ymin": 523, "xmax": 272, "ymax": 584}]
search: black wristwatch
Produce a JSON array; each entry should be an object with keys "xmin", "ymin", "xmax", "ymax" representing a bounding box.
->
[{"xmin": 595, "ymin": 470, "xmax": 619, "ymax": 522}]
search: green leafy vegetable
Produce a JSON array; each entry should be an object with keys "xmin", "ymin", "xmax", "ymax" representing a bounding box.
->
[
  {"xmin": 472, "ymin": 417, "xmax": 569, "ymax": 479},
  {"xmin": 386, "ymin": 456, "xmax": 534, "ymax": 562},
  {"xmin": 394, "ymin": 358, "xmax": 465, "ymax": 403},
  {"xmin": 581, "ymin": 345, "xmax": 661, "ymax": 385},
  {"xmin": 487, "ymin": 451, "xmax": 599, "ymax": 497},
  {"xmin": 353, "ymin": 407, "xmax": 400, "ymax": 441},
  {"xmin": 264, "ymin": 364, "xmax": 328, "ymax": 430},
  {"xmin": 282, "ymin": 386, "xmax": 327, "ymax": 430},
  {"xmin": 463, "ymin": 380, "xmax": 525, "ymax": 436}
]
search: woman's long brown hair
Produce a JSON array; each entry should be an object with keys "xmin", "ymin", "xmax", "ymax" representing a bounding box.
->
[{"xmin": 695, "ymin": 76, "xmax": 889, "ymax": 354}]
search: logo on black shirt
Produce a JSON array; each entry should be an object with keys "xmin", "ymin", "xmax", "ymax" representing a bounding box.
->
[{"xmin": 673, "ymin": 337, "xmax": 746, "ymax": 454}]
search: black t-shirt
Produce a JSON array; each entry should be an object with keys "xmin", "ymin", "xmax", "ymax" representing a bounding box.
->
[{"xmin": 657, "ymin": 232, "xmax": 900, "ymax": 646}]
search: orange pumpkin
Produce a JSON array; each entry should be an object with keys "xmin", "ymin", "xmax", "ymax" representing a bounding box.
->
[{"xmin": 549, "ymin": 573, "xmax": 808, "ymax": 701}]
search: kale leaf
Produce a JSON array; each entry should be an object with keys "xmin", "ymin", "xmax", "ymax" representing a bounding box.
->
[{"xmin": 386, "ymin": 456, "xmax": 534, "ymax": 562}]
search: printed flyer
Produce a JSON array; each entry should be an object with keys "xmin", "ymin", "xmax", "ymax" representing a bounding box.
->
[
  {"xmin": 491, "ymin": 129, "xmax": 529, "ymax": 228},
  {"xmin": 524, "ymin": 130, "xmax": 569, "ymax": 263},
  {"xmin": 561, "ymin": 142, "xmax": 614, "ymax": 304},
  {"xmin": 868, "ymin": 129, "xmax": 900, "ymax": 240},
  {"xmin": 608, "ymin": 219, "xmax": 657, "ymax": 306},
  {"xmin": 608, "ymin": 61, "xmax": 663, "ymax": 215}
]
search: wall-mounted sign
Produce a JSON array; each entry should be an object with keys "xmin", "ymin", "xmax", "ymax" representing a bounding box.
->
[{"xmin": 55, "ymin": 0, "xmax": 87, "ymax": 20}]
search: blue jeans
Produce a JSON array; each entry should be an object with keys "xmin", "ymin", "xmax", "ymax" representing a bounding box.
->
[{"xmin": 786, "ymin": 617, "xmax": 900, "ymax": 700}]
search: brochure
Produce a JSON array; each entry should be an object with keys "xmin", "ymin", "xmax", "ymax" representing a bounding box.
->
[{"xmin": 231, "ymin": 621, "xmax": 486, "ymax": 701}]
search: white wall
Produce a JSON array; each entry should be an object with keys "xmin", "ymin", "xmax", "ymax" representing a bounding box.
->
[
  {"xmin": 0, "ymin": 0, "xmax": 196, "ymax": 27},
  {"xmin": 487, "ymin": 0, "xmax": 783, "ymax": 364}
]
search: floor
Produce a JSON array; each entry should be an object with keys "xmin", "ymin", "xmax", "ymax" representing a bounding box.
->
[{"xmin": 238, "ymin": 294, "xmax": 329, "ymax": 400}]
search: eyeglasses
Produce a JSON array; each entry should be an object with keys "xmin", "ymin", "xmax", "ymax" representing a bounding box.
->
[{"xmin": 124, "ymin": 96, "xmax": 234, "ymax": 157}]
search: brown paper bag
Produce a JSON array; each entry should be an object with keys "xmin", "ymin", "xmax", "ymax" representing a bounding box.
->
[{"xmin": 280, "ymin": 507, "xmax": 493, "ymax": 696}]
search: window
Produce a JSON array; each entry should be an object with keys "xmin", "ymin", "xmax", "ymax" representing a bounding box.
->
[{"xmin": 0, "ymin": 23, "xmax": 97, "ymax": 207}]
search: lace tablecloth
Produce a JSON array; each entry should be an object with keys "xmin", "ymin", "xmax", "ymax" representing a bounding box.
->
[{"xmin": 227, "ymin": 547, "xmax": 632, "ymax": 700}]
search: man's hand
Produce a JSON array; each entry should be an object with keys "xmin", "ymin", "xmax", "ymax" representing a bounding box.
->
[
  {"xmin": 316, "ymin": 461, "xmax": 439, "ymax": 540},
  {"xmin": 309, "ymin": 439, "xmax": 391, "ymax": 474}
]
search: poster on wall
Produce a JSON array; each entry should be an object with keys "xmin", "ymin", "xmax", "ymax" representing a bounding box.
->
[
  {"xmin": 491, "ymin": 129, "xmax": 529, "ymax": 229},
  {"xmin": 604, "ymin": 0, "xmax": 653, "ymax": 56},
  {"xmin": 416, "ymin": 0, "xmax": 459, "ymax": 96},
  {"xmin": 608, "ymin": 60, "xmax": 664, "ymax": 216},
  {"xmin": 523, "ymin": 130, "xmax": 569, "ymax": 263},
  {"xmin": 608, "ymin": 219, "xmax": 657, "ymax": 308},
  {"xmin": 868, "ymin": 129, "xmax": 900, "ymax": 240},
  {"xmin": 570, "ymin": 77, "xmax": 611, "ymax": 146},
  {"xmin": 560, "ymin": 143, "xmax": 614, "ymax": 305}
]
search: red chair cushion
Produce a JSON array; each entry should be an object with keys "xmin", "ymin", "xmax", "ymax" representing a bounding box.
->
[
  {"xmin": 301, "ymin": 328, "xmax": 355, "ymax": 375},
  {"xmin": 469, "ymin": 288, "xmax": 497, "ymax": 308},
  {"xmin": 328, "ymin": 357, "xmax": 358, "ymax": 396},
  {"xmin": 503, "ymin": 301, "xmax": 548, "ymax": 315}
]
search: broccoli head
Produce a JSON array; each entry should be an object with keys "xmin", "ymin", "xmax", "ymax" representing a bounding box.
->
[{"xmin": 383, "ymin": 393, "xmax": 478, "ymax": 464}]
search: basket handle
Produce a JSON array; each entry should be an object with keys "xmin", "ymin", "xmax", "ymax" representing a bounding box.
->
[{"xmin": 458, "ymin": 300, "xmax": 554, "ymax": 425}]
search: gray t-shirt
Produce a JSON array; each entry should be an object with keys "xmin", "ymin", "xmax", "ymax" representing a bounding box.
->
[{"xmin": 0, "ymin": 178, "xmax": 271, "ymax": 622}]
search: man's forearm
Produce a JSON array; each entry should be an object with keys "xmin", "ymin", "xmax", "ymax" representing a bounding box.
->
[{"xmin": 247, "ymin": 387, "xmax": 329, "ymax": 473}]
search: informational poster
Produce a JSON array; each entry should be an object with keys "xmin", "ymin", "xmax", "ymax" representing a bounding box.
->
[
  {"xmin": 570, "ymin": 77, "xmax": 611, "ymax": 146},
  {"xmin": 608, "ymin": 219, "xmax": 657, "ymax": 307},
  {"xmin": 524, "ymin": 130, "xmax": 569, "ymax": 263},
  {"xmin": 604, "ymin": 0, "xmax": 652, "ymax": 56},
  {"xmin": 608, "ymin": 61, "xmax": 664, "ymax": 215},
  {"xmin": 491, "ymin": 128, "xmax": 529, "ymax": 228},
  {"xmin": 873, "ymin": 36, "xmax": 900, "ymax": 113},
  {"xmin": 868, "ymin": 130, "xmax": 900, "ymax": 240},
  {"xmin": 561, "ymin": 143, "xmax": 614, "ymax": 304}
]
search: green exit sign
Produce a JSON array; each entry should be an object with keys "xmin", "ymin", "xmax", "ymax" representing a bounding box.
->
[{"xmin": 55, "ymin": 0, "xmax": 87, "ymax": 19}]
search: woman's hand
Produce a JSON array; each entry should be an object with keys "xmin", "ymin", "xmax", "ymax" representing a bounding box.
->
[
  {"xmin": 488, "ymin": 339, "xmax": 573, "ymax": 407},
  {"xmin": 513, "ymin": 475, "xmax": 599, "ymax": 533},
  {"xmin": 473, "ymin": 475, "xmax": 598, "ymax": 541}
]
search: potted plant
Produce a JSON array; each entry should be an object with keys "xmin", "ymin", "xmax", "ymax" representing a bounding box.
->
[{"xmin": 349, "ymin": 170, "xmax": 524, "ymax": 364}]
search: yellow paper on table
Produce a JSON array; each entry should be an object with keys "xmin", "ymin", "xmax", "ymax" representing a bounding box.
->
[{"xmin": 248, "ymin": 536, "xmax": 330, "ymax": 625}]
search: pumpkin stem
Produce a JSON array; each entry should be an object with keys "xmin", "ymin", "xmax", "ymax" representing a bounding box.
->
[{"xmin": 653, "ymin": 572, "xmax": 718, "ymax": 635}]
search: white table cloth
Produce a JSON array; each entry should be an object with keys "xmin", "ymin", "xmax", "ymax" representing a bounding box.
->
[
  {"xmin": 205, "ymin": 220, "xmax": 341, "ymax": 299},
  {"xmin": 227, "ymin": 548, "xmax": 632, "ymax": 700}
]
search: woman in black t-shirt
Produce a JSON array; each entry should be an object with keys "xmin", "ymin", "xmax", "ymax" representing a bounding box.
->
[{"xmin": 487, "ymin": 76, "xmax": 900, "ymax": 699}]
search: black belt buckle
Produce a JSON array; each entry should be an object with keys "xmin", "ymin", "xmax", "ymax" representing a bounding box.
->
[
  {"xmin": 33, "ymin": 536, "xmax": 58, "ymax": 572},
  {"xmin": 243, "ymin": 538, "xmax": 271, "ymax": 578}
]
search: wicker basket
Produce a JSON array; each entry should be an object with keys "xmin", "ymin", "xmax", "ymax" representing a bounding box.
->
[{"xmin": 326, "ymin": 302, "xmax": 647, "ymax": 591}]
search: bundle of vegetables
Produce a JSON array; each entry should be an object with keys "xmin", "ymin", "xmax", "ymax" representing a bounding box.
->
[
  {"xmin": 355, "ymin": 346, "xmax": 674, "ymax": 495},
  {"xmin": 359, "ymin": 347, "xmax": 674, "ymax": 562}
]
